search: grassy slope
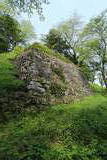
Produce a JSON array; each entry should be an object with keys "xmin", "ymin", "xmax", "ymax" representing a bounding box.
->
[
  {"xmin": 0, "ymin": 44, "xmax": 107, "ymax": 159},
  {"xmin": 0, "ymin": 94, "xmax": 107, "ymax": 160},
  {"xmin": 28, "ymin": 43, "xmax": 71, "ymax": 63},
  {"xmin": 0, "ymin": 47, "xmax": 24, "ymax": 94},
  {"xmin": 0, "ymin": 43, "xmax": 70, "ymax": 94}
]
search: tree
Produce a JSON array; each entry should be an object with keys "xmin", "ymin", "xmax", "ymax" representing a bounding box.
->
[
  {"xmin": 0, "ymin": 1, "xmax": 15, "ymax": 16},
  {"xmin": 43, "ymin": 14, "xmax": 85, "ymax": 65},
  {"xmin": 6, "ymin": 0, "xmax": 49, "ymax": 16},
  {"xmin": 42, "ymin": 28, "xmax": 69, "ymax": 55},
  {"xmin": 20, "ymin": 20, "xmax": 36, "ymax": 43},
  {"xmin": 0, "ymin": 14, "xmax": 23, "ymax": 53},
  {"xmin": 83, "ymin": 10, "xmax": 107, "ymax": 88},
  {"xmin": 79, "ymin": 63, "xmax": 94, "ymax": 82},
  {"xmin": 57, "ymin": 14, "xmax": 84, "ymax": 64}
]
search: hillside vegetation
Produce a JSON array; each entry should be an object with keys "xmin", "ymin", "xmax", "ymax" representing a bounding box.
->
[
  {"xmin": 16, "ymin": 43, "xmax": 90, "ymax": 106},
  {"xmin": 0, "ymin": 47, "xmax": 24, "ymax": 94},
  {"xmin": 0, "ymin": 44, "xmax": 107, "ymax": 160},
  {"xmin": 1, "ymin": 2, "xmax": 107, "ymax": 160},
  {"xmin": 0, "ymin": 94, "xmax": 107, "ymax": 159}
]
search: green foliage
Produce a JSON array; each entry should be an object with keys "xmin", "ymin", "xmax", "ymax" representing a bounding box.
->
[
  {"xmin": 20, "ymin": 20, "xmax": 36, "ymax": 43},
  {"xmin": 1, "ymin": 8, "xmax": 107, "ymax": 160},
  {"xmin": 0, "ymin": 46, "xmax": 24, "ymax": 93},
  {"xmin": 0, "ymin": 1, "xmax": 15, "ymax": 16},
  {"xmin": 57, "ymin": 14, "xmax": 83, "ymax": 64},
  {"xmin": 52, "ymin": 66, "xmax": 66, "ymax": 82},
  {"xmin": 90, "ymin": 84, "xmax": 106, "ymax": 94},
  {"xmin": 0, "ymin": 46, "xmax": 25, "ymax": 120},
  {"xmin": 79, "ymin": 64, "xmax": 94, "ymax": 81},
  {"xmin": 0, "ymin": 95, "xmax": 107, "ymax": 159},
  {"xmin": 83, "ymin": 10, "xmax": 107, "ymax": 87},
  {"xmin": 28, "ymin": 43, "xmax": 70, "ymax": 63},
  {"xmin": 7, "ymin": 0, "xmax": 49, "ymax": 16},
  {"xmin": 0, "ymin": 14, "xmax": 24, "ymax": 53},
  {"xmin": 43, "ymin": 28, "xmax": 69, "ymax": 54},
  {"xmin": 50, "ymin": 82, "xmax": 67, "ymax": 97}
]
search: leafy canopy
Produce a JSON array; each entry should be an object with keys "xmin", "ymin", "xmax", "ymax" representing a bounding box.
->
[
  {"xmin": 83, "ymin": 10, "xmax": 107, "ymax": 87},
  {"xmin": 20, "ymin": 20, "xmax": 36, "ymax": 43},
  {"xmin": 42, "ymin": 29, "xmax": 69, "ymax": 54},
  {"xmin": 6, "ymin": 0, "xmax": 49, "ymax": 16},
  {"xmin": 0, "ymin": 14, "xmax": 23, "ymax": 53}
]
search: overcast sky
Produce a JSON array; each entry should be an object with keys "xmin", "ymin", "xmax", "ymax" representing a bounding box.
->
[{"xmin": 27, "ymin": 0, "xmax": 107, "ymax": 38}]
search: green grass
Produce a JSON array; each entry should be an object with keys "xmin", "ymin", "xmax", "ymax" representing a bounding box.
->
[
  {"xmin": 0, "ymin": 46, "xmax": 24, "ymax": 94},
  {"xmin": 0, "ymin": 43, "xmax": 69, "ymax": 94},
  {"xmin": 28, "ymin": 43, "xmax": 71, "ymax": 63},
  {"xmin": 90, "ymin": 83, "xmax": 106, "ymax": 94},
  {"xmin": 0, "ymin": 44, "xmax": 107, "ymax": 159},
  {"xmin": 0, "ymin": 94, "xmax": 107, "ymax": 160},
  {"xmin": 0, "ymin": 43, "xmax": 70, "ymax": 94}
]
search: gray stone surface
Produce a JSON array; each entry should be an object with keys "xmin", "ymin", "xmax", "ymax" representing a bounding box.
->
[{"xmin": 16, "ymin": 48, "xmax": 90, "ymax": 106}]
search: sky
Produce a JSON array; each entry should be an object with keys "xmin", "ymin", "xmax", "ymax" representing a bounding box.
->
[{"xmin": 28, "ymin": 0, "xmax": 107, "ymax": 39}]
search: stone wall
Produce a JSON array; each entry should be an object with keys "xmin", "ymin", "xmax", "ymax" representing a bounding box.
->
[{"xmin": 16, "ymin": 47, "xmax": 90, "ymax": 106}]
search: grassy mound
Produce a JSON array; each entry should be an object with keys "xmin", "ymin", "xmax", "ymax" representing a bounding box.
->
[
  {"xmin": 0, "ymin": 47, "xmax": 24, "ymax": 94},
  {"xmin": 0, "ymin": 43, "xmax": 72, "ymax": 95},
  {"xmin": 28, "ymin": 43, "xmax": 71, "ymax": 63},
  {"xmin": 0, "ymin": 94, "xmax": 107, "ymax": 160},
  {"xmin": 0, "ymin": 44, "xmax": 107, "ymax": 159},
  {"xmin": 0, "ymin": 43, "xmax": 86, "ymax": 120}
]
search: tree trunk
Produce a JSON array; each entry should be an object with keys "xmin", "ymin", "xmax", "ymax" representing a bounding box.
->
[{"xmin": 101, "ymin": 61, "xmax": 107, "ymax": 88}]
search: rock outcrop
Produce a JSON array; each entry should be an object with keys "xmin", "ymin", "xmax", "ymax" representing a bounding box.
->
[{"xmin": 16, "ymin": 44, "xmax": 90, "ymax": 106}]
